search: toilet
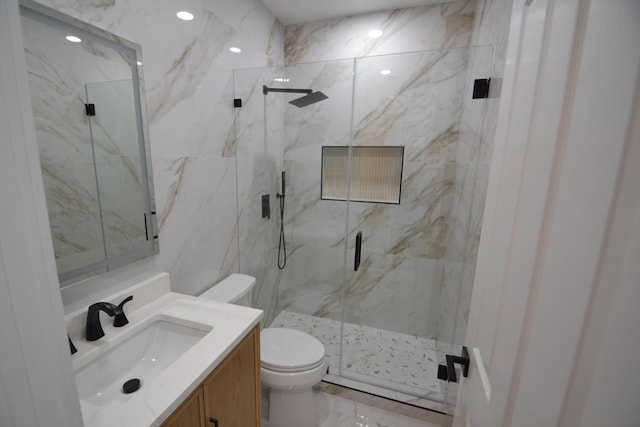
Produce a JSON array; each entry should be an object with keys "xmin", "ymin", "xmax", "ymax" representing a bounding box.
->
[{"xmin": 199, "ymin": 274, "xmax": 327, "ymax": 427}]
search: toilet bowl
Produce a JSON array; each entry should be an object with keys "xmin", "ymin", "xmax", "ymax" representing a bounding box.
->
[
  {"xmin": 260, "ymin": 327, "xmax": 327, "ymax": 427},
  {"xmin": 198, "ymin": 274, "xmax": 327, "ymax": 427}
]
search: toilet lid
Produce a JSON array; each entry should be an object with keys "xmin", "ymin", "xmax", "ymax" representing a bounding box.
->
[
  {"xmin": 260, "ymin": 328, "xmax": 325, "ymax": 372},
  {"xmin": 199, "ymin": 274, "xmax": 254, "ymax": 303}
]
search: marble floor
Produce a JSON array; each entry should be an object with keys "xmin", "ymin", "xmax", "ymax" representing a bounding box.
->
[
  {"xmin": 263, "ymin": 383, "xmax": 449, "ymax": 427},
  {"xmin": 270, "ymin": 311, "xmax": 451, "ymax": 406},
  {"xmin": 314, "ymin": 388, "xmax": 445, "ymax": 427}
]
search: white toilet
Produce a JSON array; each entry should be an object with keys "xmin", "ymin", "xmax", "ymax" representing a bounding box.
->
[{"xmin": 199, "ymin": 274, "xmax": 327, "ymax": 427}]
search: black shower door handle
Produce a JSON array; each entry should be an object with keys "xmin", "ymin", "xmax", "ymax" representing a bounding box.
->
[{"xmin": 354, "ymin": 231, "xmax": 362, "ymax": 271}]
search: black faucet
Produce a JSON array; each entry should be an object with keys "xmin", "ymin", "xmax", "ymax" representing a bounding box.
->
[{"xmin": 86, "ymin": 302, "xmax": 122, "ymax": 341}]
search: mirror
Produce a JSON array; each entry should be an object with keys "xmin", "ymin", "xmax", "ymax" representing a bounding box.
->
[{"xmin": 19, "ymin": 0, "xmax": 158, "ymax": 285}]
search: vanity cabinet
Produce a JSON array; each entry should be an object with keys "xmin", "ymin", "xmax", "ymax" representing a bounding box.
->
[
  {"xmin": 162, "ymin": 325, "xmax": 261, "ymax": 427},
  {"xmin": 162, "ymin": 389, "xmax": 205, "ymax": 427}
]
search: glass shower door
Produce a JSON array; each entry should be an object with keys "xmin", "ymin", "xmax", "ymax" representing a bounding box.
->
[
  {"xmin": 340, "ymin": 46, "xmax": 492, "ymax": 410},
  {"xmin": 233, "ymin": 45, "xmax": 493, "ymax": 413},
  {"xmin": 270, "ymin": 59, "xmax": 355, "ymax": 370},
  {"xmin": 234, "ymin": 60, "xmax": 356, "ymax": 335}
]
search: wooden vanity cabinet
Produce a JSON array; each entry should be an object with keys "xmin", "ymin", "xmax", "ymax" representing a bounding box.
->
[
  {"xmin": 161, "ymin": 325, "xmax": 261, "ymax": 427},
  {"xmin": 162, "ymin": 389, "xmax": 205, "ymax": 427}
]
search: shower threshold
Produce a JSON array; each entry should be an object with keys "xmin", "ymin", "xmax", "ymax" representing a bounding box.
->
[{"xmin": 270, "ymin": 310, "xmax": 457, "ymax": 414}]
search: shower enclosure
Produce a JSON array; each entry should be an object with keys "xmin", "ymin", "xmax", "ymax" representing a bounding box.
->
[{"xmin": 234, "ymin": 45, "xmax": 492, "ymax": 413}]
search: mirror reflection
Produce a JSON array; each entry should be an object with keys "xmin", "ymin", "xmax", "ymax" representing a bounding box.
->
[{"xmin": 20, "ymin": 1, "xmax": 158, "ymax": 284}]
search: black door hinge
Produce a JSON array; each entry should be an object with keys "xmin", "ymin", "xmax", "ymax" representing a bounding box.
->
[
  {"xmin": 85, "ymin": 103, "xmax": 96, "ymax": 116},
  {"xmin": 472, "ymin": 79, "xmax": 491, "ymax": 99},
  {"xmin": 437, "ymin": 346, "xmax": 470, "ymax": 383}
]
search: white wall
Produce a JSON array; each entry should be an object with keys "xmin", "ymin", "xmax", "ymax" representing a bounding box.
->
[
  {"xmin": 456, "ymin": 0, "xmax": 640, "ymax": 425},
  {"xmin": 0, "ymin": 0, "xmax": 83, "ymax": 424}
]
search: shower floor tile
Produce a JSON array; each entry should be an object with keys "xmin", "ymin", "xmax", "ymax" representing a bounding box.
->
[{"xmin": 270, "ymin": 311, "xmax": 443, "ymax": 401}]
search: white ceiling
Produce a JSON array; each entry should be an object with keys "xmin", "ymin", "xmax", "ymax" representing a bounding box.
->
[{"xmin": 260, "ymin": 0, "xmax": 455, "ymax": 25}]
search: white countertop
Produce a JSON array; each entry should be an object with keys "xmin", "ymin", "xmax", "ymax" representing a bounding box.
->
[{"xmin": 66, "ymin": 273, "xmax": 263, "ymax": 427}]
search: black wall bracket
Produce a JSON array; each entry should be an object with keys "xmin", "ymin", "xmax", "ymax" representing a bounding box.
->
[
  {"xmin": 233, "ymin": 98, "xmax": 242, "ymax": 108},
  {"xmin": 472, "ymin": 78, "xmax": 491, "ymax": 99},
  {"xmin": 437, "ymin": 346, "xmax": 470, "ymax": 383},
  {"xmin": 85, "ymin": 103, "xmax": 96, "ymax": 116}
]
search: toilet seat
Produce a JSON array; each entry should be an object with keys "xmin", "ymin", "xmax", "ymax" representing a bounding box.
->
[{"xmin": 261, "ymin": 328, "xmax": 325, "ymax": 372}]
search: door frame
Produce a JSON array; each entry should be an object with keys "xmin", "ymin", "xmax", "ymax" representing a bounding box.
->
[
  {"xmin": 0, "ymin": 0, "xmax": 84, "ymax": 425},
  {"xmin": 455, "ymin": 0, "xmax": 640, "ymax": 425}
]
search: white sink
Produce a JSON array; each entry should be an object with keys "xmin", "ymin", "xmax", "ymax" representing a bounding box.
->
[{"xmin": 75, "ymin": 316, "xmax": 211, "ymax": 409}]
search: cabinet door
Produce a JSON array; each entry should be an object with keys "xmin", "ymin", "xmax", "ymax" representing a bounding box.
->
[
  {"xmin": 162, "ymin": 388, "xmax": 205, "ymax": 427},
  {"xmin": 203, "ymin": 325, "xmax": 261, "ymax": 427}
]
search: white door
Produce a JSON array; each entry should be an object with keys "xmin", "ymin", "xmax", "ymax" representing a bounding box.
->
[{"xmin": 455, "ymin": 0, "xmax": 640, "ymax": 426}]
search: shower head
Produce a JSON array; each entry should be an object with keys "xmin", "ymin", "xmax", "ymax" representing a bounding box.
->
[
  {"xmin": 262, "ymin": 85, "xmax": 329, "ymax": 108},
  {"xmin": 289, "ymin": 91, "xmax": 329, "ymax": 108}
]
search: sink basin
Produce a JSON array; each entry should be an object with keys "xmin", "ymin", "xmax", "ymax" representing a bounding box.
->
[{"xmin": 75, "ymin": 316, "xmax": 211, "ymax": 409}]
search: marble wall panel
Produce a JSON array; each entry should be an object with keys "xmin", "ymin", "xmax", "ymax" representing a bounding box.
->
[
  {"xmin": 284, "ymin": 0, "xmax": 476, "ymax": 65},
  {"xmin": 152, "ymin": 155, "xmax": 239, "ymax": 295},
  {"xmin": 353, "ymin": 48, "xmax": 471, "ymax": 166},
  {"xmin": 281, "ymin": 242, "xmax": 346, "ymax": 321},
  {"xmin": 343, "ymin": 255, "xmax": 444, "ymax": 337},
  {"xmin": 35, "ymin": 0, "xmax": 284, "ymax": 296},
  {"xmin": 282, "ymin": 59, "xmax": 355, "ymax": 159}
]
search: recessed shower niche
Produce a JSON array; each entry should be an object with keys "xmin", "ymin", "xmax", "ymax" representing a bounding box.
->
[
  {"xmin": 20, "ymin": 1, "xmax": 158, "ymax": 284},
  {"xmin": 321, "ymin": 146, "xmax": 404, "ymax": 204}
]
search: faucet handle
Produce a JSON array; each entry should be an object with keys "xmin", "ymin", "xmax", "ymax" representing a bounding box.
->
[{"xmin": 113, "ymin": 295, "xmax": 133, "ymax": 327}]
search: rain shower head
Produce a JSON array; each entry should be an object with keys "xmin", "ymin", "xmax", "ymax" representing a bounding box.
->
[
  {"xmin": 289, "ymin": 91, "xmax": 328, "ymax": 108},
  {"xmin": 262, "ymin": 85, "xmax": 329, "ymax": 108}
]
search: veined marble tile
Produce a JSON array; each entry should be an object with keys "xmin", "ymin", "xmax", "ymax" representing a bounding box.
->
[
  {"xmin": 425, "ymin": 260, "xmax": 466, "ymax": 342},
  {"xmin": 284, "ymin": 1, "xmax": 476, "ymax": 65},
  {"xmin": 152, "ymin": 156, "xmax": 239, "ymax": 295},
  {"xmin": 280, "ymin": 242, "xmax": 346, "ymax": 320},
  {"xmin": 342, "ymin": 255, "xmax": 444, "ymax": 338},
  {"xmin": 353, "ymin": 48, "xmax": 471, "ymax": 167},
  {"xmin": 282, "ymin": 59, "xmax": 355, "ymax": 160},
  {"xmin": 471, "ymin": 0, "xmax": 513, "ymax": 48},
  {"xmin": 354, "ymin": 399, "xmax": 445, "ymax": 427},
  {"xmin": 313, "ymin": 390, "xmax": 445, "ymax": 427}
]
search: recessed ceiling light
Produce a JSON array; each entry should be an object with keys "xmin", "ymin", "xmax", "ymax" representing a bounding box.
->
[
  {"xmin": 65, "ymin": 35, "xmax": 81, "ymax": 43},
  {"xmin": 136, "ymin": 61, "xmax": 143, "ymax": 66},
  {"xmin": 380, "ymin": 69, "xmax": 391, "ymax": 75},
  {"xmin": 176, "ymin": 11, "xmax": 194, "ymax": 21},
  {"xmin": 368, "ymin": 29, "xmax": 383, "ymax": 39},
  {"xmin": 229, "ymin": 47, "xmax": 242, "ymax": 54}
]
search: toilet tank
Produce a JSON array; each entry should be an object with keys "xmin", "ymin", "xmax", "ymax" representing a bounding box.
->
[{"xmin": 198, "ymin": 274, "xmax": 256, "ymax": 307}]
